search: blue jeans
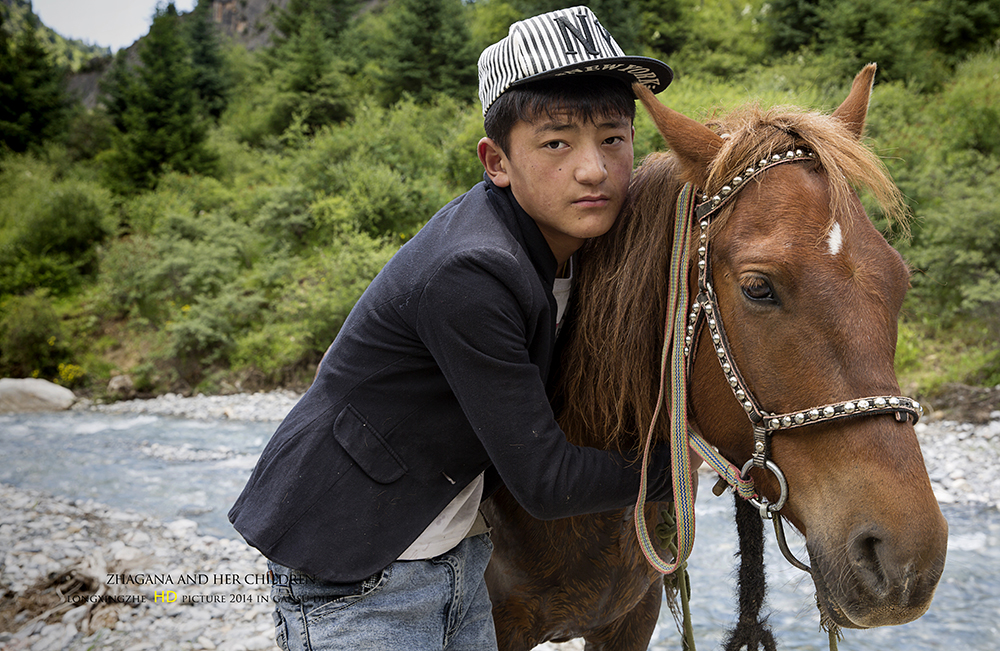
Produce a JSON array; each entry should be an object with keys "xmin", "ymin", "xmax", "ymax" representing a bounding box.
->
[{"xmin": 268, "ymin": 534, "xmax": 498, "ymax": 650}]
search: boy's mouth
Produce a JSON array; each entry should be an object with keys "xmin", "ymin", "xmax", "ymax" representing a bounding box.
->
[{"xmin": 574, "ymin": 194, "xmax": 610, "ymax": 207}]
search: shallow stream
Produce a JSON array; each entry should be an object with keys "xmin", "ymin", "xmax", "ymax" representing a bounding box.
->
[{"xmin": 2, "ymin": 411, "xmax": 997, "ymax": 649}]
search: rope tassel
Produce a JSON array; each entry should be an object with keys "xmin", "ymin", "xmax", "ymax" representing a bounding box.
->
[{"xmin": 723, "ymin": 493, "xmax": 777, "ymax": 651}]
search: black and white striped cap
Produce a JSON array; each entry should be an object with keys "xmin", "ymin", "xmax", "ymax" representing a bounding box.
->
[{"xmin": 478, "ymin": 6, "xmax": 672, "ymax": 115}]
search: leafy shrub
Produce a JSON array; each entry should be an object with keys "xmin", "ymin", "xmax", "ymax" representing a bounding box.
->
[
  {"xmin": 898, "ymin": 153, "xmax": 1000, "ymax": 324},
  {"xmin": 0, "ymin": 292, "xmax": 69, "ymax": 378},
  {"xmin": 23, "ymin": 183, "xmax": 113, "ymax": 269},
  {"xmin": 147, "ymin": 209, "xmax": 257, "ymax": 306},
  {"xmin": 930, "ymin": 52, "xmax": 1000, "ymax": 157},
  {"xmin": 311, "ymin": 158, "xmax": 432, "ymax": 237},
  {"xmin": 232, "ymin": 231, "xmax": 396, "ymax": 382},
  {"xmin": 164, "ymin": 290, "xmax": 266, "ymax": 369},
  {"xmin": 897, "ymin": 320, "xmax": 1000, "ymax": 397},
  {"xmin": 0, "ymin": 163, "xmax": 114, "ymax": 295},
  {"xmin": 230, "ymin": 322, "xmax": 311, "ymax": 386},
  {"xmin": 97, "ymin": 235, "xmax": 159, "ymax": 318},
  {"xmin": 250, "ymin": 183, "xmax": 316, "ymax": 251}
]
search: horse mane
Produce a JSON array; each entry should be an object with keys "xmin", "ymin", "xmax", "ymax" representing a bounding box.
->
[{"xmin": 555, "ymin": 102, "xmax": 908, "ymax": 452}]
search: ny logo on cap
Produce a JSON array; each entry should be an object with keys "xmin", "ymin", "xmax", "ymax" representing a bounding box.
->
[{"xmin": 553, "ymin": 12, "xmax": 614, "ymax": 57}]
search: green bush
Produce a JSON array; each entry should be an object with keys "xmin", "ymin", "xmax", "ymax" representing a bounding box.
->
[
  {"xmin": 0, "ymin": 160, "xmax": 113, "ymax": 296},
  {"xmin": 97, "ymin": 235, "xmax": 159, "ymax": 319},
  {"xmin": 0, "ymin": 291, "xmax": 69, "ymax": 378},
  {"xmin": 897, "ymin": 319, "xmax": 1000, "ymax": 397},
  {"xmin": 164, "ymin": 289, "xmax": 265, "ymax": 373},
  {"xmin": 898, "ymin": 153, "xmax": 1000, "ymax": 324},
  {"xmin": 232, "ymin": 231, "xmax": 396, "ymax": 381}
]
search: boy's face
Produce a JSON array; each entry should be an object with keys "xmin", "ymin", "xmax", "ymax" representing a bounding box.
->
[{"xmin": 479, "ymin": 112, "xmax": 634, "ymax": 264}]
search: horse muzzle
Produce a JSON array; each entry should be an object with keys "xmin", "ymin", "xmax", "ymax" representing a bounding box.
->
[{"xmin": 808, "ymin": 516, "xmax": 948, "ymax": 628}]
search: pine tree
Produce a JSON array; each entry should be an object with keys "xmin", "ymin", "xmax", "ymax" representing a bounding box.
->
[
  {"xmin": 0, "ymin": 13, "xmax": 70, "ymax": 153},
  {"xmin": 187, "ymin": 0, "xmax": 230, "ymax": 119},
  {"xmin": 375, "ymin": 0, "xmax": 477, "ymax": 105},
  {"xmin": 99, "ymin": 49, "xmax": 137, "ymax": 133},
  {"xmin": 101, "ymin": 3, "xmax": 218, "ymax": 192},
  {"xmin": 258, "ymin": 0, "xmax": 357, "ymax": 136},
  {"xmin": 272, "ymin": 0, "xmax": 361, "ymax": 44}
]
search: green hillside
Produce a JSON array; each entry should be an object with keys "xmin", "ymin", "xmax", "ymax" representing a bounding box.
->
[
  {"xmin": 1, "ymin": 0, "xmax": 998, "ymax": 407},
  {"xmin": 0, "ymin": 0, "xmax": 109, "ymax": 71}
]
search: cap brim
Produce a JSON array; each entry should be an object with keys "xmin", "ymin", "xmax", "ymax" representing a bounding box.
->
[{"xmin": 509, "ymin": 56, "xmax": 673, "ymax": 96}]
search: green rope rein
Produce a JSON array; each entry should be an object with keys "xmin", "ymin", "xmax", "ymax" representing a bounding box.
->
[{"xmin": 633, "ymin": 183, "xmax": 696, "ymax": 576}]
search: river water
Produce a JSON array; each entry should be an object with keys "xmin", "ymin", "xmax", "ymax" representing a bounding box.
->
[{"xmin": 2, "ymin": 410, "xmax": 998, "ymax": 650}]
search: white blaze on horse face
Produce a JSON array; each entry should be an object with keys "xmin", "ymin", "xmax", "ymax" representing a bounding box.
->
[{"xmin": 826, "ymin": 221, "xmax": 843, "ymax": 256}]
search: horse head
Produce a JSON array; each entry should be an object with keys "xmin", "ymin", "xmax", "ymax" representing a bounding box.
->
[{"xmin": 629, "ymin": 65, "xmax": 948, "ymax": 629}]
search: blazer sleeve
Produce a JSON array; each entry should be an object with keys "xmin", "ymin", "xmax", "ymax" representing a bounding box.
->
[{"xmin": 415, "ymin": 248, "xmax": 672, "ymax": 519}]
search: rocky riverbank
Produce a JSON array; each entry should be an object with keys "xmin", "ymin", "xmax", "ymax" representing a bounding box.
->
[
  {"xmin": 2, "ymin": 392, "xmax": 999, "ymax": 650},
  {"xmin": 0, "ymin": 483, "xmax": 274, "ymax": 651}
]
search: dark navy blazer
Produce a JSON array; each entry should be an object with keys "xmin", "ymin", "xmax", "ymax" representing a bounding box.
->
[{"xmin": 229, "ymin": 178, "xmax": 673, "ymax": 582}]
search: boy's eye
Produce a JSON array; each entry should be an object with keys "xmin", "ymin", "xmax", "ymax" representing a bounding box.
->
[
  {"xmin": 604, "ymin": 136, "xmax": 624, "ymax": 145},
  {"xmin": 543, "ymin": 141, "xmax": 566, "ymax": 150}
]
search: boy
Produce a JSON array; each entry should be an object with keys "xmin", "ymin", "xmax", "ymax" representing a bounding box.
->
[{"xmin": 229, "ymin": 6, "xmax": 675, "ymax": 649}]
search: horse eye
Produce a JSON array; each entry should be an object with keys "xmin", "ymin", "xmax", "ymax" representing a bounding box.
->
[{"xmin": 742, "ymin": 277, "xmax": 775, "ymax": 302}]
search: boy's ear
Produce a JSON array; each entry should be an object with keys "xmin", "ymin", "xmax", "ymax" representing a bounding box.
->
[{"xmin": 478, "ymin": 137, "xmax": 510, "ymax": 188}]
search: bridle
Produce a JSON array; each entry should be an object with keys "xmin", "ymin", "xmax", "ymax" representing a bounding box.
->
[
  {"xmin": 684, "ymin": 147, "xmax": 923, "ymax": 570},
  {"xmin": 634, "ymin": 147, "xmax": 924, "ymax": 574},
  {"xmin": 633, "ymin": 145, "xmax": 924, "ymax": 650}
]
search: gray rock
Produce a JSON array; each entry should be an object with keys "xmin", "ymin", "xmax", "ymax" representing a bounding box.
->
[
  {"xmin": 107, "ymin": 374, "xmax": 136, "ymax": 398},
  {"xmin": 0, "ymin": 378, "xmax": 75, "ymax": 413}
]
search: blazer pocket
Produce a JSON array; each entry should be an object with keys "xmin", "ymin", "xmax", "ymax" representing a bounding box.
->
[{"xmin": 333, "ymin": 405, "xmax": 408, "ymax": 484}]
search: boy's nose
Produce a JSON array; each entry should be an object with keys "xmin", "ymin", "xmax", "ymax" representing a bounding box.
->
[{"xmin": 575, "ymin": 148, "xmax": 608, "ymax": 185}]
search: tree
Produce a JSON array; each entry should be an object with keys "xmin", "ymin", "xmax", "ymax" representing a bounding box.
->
[
  {"xmin": 635, "ymin": 0, "xmax": 690, "ymax": 55},
  {"xmin": 765, "ymin": 0, "xmax": 828, "ymax": 54},
  {"xmin": 372, "ymin": 0, "xmax": 478, "ymax": 105},
  {"xmin": 0, "ymin": 13, "xmax": 70, "ymax": 153},
  {"xmin": 272, "ymin": 0, "xmax": 361, "ymax": 44},
  {"xmin": 100, "ymin": 3, "xmax": 218, "ymax": 193},
  {"xmin": 920, "ymin": 0, "xmax": 1000, "ymax": 64},
  {"xmin": 187, "ymin": 0, "xmax": 231, "ymax": 119}
]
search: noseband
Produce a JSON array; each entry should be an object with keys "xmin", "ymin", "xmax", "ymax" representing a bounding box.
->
[{"xmin": 685, "ymin": 148, "xmax": 923, "ymax": 570}]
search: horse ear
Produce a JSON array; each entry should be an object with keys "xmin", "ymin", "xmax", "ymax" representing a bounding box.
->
[
  {"xmin": 633, "ymin": 83, "xmax": 723, "ymax": 171},
  {"xmin": 832, "ymin": 63, "xmax": 877, "ymax": 139}
]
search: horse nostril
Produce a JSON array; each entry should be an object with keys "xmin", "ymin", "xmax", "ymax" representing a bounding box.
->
[{"xmin": 849, "ymin": 528, "xmax": 890, "ymax": 597}]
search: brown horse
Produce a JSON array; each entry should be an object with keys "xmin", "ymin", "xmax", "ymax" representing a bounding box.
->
[{"xmin": 483, "ymin": 65, "xmax": 948, "ymax": 650}]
